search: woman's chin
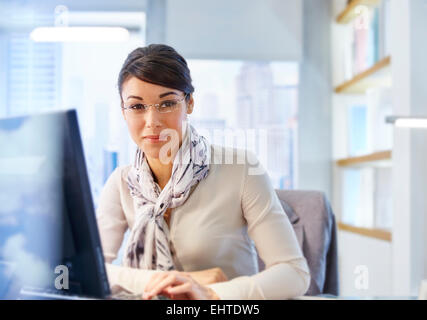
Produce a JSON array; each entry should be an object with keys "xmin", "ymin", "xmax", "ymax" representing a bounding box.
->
[
  {"xmin": 141, "ymin": 142, "xmax": 167, "ymax": 159},
  {"xmin": 138, "ymin": 138, "xmax": 180, "ymax": 163}
]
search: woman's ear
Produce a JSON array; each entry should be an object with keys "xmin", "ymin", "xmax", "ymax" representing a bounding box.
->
[
  {"xmin": 186, "ymin": 94, "xmax": 194, "ymax": 114},
  {"xmin": 121, "ymin": 101, "xmax": 127, "ymax": 120}
]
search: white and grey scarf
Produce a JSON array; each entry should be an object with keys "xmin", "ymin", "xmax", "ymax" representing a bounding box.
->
[{"xmin": 122, "ymin": 122, "xmax": 210, "ymax": 271}]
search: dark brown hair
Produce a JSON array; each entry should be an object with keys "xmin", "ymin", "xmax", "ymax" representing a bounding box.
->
[{"xmin": 117, "ymin": 44, "xmax": 194, "ymax": 103}]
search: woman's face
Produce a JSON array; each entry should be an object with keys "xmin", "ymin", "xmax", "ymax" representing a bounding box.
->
[{"xmin": 121, "ymin": 76, "xmax": 193, "ymax": 162}]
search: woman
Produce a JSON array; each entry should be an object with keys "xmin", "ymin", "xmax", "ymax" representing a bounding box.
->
[{"xmin": 96, "ymin": 44, "xmax": 310, "ymax": 300}]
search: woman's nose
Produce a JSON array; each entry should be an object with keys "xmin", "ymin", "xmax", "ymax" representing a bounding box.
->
[{"xmin": 144, "ymin": 108, "xmax": 162, "ymax": 128}]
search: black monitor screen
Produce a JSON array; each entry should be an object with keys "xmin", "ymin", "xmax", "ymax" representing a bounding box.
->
[{"xmin": 0, "ymin": 110, "xmax": 110, "ymax": 299}]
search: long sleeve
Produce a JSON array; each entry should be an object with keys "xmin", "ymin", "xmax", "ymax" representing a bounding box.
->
[
  {"xmin": 207, "ymin": 153, "xmax": 311, "ymax": 299},
  {"xmin": 96, "ymin": 167, "xmax": 160, "ymax": 294}
]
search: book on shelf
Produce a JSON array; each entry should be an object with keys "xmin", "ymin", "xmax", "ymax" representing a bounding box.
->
[
  {"xmin": 353, "ymin": 14, "xmax": 369, "ymax": 75},
  {"xmin": 342, "ymin": 166, "xmax": 392, "ymax": 230},
  {"xmin": 348, "ymin": 104, "xmax": 368, "ymax": 157},
  {"xmin": 374, "ymin": 167, "xmax": 393, "ymax": 230},
  {"xmin": 342, "ymin": 168, "xmax": 374, "ymax": 228},
  {"xmin": 368, "ymin": 6, "xmax": 380, "ymax": 66},
  {"xmin": 366, "ymin": 87, "xmax": 393, "ymax": 153},
  {"xmin": 343, "ymin": 25, "xmax": 355, "ymax": 81},
  {"xmin": 378, "ymin": 0, "xmax": 392, "ymax": 59},
  {"xmin": 352, "ymin": 6, "xmax": 379, "ymax": 75},
  {"xmin": 340, "ymin": 0, "xmax": 391, "ymax": 81},
  {"xmin": 346, "ymin": 87, "xmax": 393, "ymax": 157}
]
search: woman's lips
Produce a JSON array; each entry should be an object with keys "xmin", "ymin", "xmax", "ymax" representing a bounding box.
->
[{"xmin": 143, "ymin": 135, "xmax": 166, "ymax": 143}]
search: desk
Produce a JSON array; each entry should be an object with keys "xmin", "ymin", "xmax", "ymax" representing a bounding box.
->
[{"xmin": 294, "ymin": 294, "xmax": 418, "ymax": 300}]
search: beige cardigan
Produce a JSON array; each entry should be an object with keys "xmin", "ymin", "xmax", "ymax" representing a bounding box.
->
[{"xmin": 96, "ymin": 145, "xmax": 310, "ymax": 299}]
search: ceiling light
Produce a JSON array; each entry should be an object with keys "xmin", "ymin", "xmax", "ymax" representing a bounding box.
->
[
  {"xmin": 386, "ymin": 116, "xmax": 427, "ymax": 128},
  {"xmin": 30, "ymin": 27, "xmax": 130, "ymax": 43}
]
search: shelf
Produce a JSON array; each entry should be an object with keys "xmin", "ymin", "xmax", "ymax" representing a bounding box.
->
[
  {"xmin": 336, "ymin": 150, "xmax": 392, "ymax": 167},
  {"xmin": 334, "ymin": 56, "xmax": 392, "ymax": 94},
  {"xmin": 336, "ymin": 0, "xmax": 381, "ymax": 24},
  {"xmin": 338, "ymin": 222, "xmax": 392, "ymax": 242}
]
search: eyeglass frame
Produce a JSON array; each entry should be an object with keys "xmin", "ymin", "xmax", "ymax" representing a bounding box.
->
[{"xmin": 121, "ymin": 93, "xmax": 189, "ymax": 114}]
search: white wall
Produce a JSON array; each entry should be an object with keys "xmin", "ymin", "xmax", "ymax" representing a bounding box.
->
[
  {"xmin": 147, "ymin": 0, "xmax": 302, "ymax": 61},
  {"xmin": 297, "ymin": 0, "xmax": 332, "ymax": 198},
  {"xmin": 338, "ymin": 231, "xmax": 392, "ymax": 297},
  {"xmin": 390, "ymin": 0, "xmax": 427, "ymax": 296}
]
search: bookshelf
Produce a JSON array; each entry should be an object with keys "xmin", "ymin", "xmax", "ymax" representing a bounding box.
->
[
  {"xmin": 332, "ymin": 0, "xmax": 393, "ymax": 238},
  {"xmin": 337, "ymin": 222, "xmax": 392, "ymax": 241},
  {"xmin": 333, "ymin": 0, "xmax": 427, "ymax": 297},
  {"xmin": 336, "ymin": 0, "xmax": 381, "ymax": 24},
  {"xmin": 334, "ymin": 56, "xmax": 391, "ymax": 94},
  {"xmin": 336, "ymin": 150, "xmax": 391, "ymax": 167}
]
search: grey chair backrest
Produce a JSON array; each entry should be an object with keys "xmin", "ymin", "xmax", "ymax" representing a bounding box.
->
[{"xmin": 256, "ymin": 189, "xmax": 339, "ymax": 296}]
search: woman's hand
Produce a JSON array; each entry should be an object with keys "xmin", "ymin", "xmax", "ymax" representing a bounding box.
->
[{"xmin": 142, "ymin": 271, "xmax": 221, "ymax": 300}]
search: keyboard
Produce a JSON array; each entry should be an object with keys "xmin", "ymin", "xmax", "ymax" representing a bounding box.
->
[
  {"xmin": 19, "ymin": 286, "xmax": 98, "ymax": 300},
  {"xmin": 19, "ymin": 286, "xmax": 171, "ymax": 300},
  {"xmin": 111, "ymin": 291, "xmax": 171, "ymax": 300}
]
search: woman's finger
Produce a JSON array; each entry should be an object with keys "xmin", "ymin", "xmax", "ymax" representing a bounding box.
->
[
  {"xmin": 144, "ymin": 272, "xmax": 169, "ymax": 293},
  {"xmin": 165, "ymin": 282, "xmax": 192, "ymax": 294},
  {"xmin": 146, "ymin": 273, "xmax": 187, "ymax": 298}
]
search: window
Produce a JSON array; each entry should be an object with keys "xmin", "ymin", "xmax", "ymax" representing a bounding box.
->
[
  {"xmin": 5, "ymin": 33, "xmax": 61, "ymax": 117},
  {"xmin": 59, "ymin": 32, "xmax": 145, "ymax": 206},
  {"xmin": 1, "ymin": 10, "xmax": 145, "ymax": 207},
  {"xmin": 187, "ymin": 60, "xmax": 299, "ymax": 189}
]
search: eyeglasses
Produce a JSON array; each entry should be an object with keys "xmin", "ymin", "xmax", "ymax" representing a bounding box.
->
[{"xmin": 122, "ymin": 93, "xmax": 188, "ymax": 116}]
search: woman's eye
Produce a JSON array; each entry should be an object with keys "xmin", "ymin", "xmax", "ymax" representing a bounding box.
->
[
  {"xmin": 132, "ymin": 104, "xmax": 146, "ymax": 110},
  {"xmin": 162, "ymin": 101, "xmax": 177, "ymax": 108}
]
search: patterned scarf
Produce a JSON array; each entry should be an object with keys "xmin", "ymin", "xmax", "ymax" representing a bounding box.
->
[{"xmin": 122, "ymin": 122, "xmax": 210, "ymax": 270}]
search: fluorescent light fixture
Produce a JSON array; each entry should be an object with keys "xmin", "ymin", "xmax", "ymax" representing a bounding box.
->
[
  {"xmin": 67, "ymin": 11, "xmax": 145, "ymax": 29},
  {"xmin": 386, "ymin": 116, "xmax": 427, "ymax": 128},
  {"xmin": 30, "ymin": 27, "xmax": 130, "ymax": 43}
]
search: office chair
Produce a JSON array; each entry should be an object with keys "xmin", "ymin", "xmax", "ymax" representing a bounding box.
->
[{"xmin": 256, "ymin": 190, "xmax": 339, "ymax": 296}]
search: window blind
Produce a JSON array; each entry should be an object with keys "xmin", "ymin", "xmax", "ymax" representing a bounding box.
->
[{"xmin": 7, "ymin": 32, "xmax": 60, "ymax": 116}]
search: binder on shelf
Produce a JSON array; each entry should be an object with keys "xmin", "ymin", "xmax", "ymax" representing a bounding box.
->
[
  {"xmin": 347, "ymin": 104, "xmax": 368, "ymax": 157},
  {"xmin": 342, "ymin": 167, "xmax": 375, "ymax": 228},
  {"xmin": 366, "ymin": 87, "xmax": 393, "ymax": 153}
]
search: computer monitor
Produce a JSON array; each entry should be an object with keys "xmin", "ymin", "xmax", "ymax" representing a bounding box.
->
[{"xmin": 0, "ymin": 109, "xmax": 110, "ymax": 299}]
